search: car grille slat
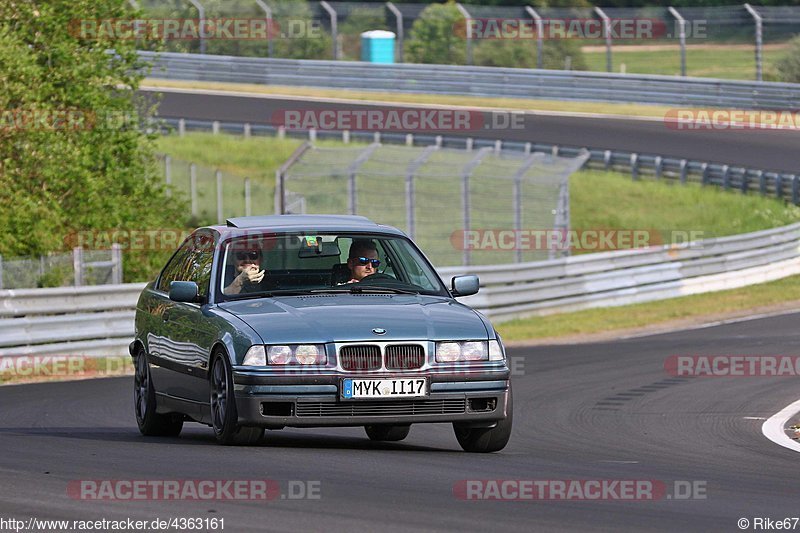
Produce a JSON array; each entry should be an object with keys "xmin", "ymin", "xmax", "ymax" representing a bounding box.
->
[
  {"xmin": 340, "ymin": 345, "xmax": 382, "ymax": 371},
  {"xmin": 385, "ymin": 345, "xmax": 425, "ymax": 370},
  {"xmin": 295, "ymin": 399, "xmax": 466, "ymax": 417}
]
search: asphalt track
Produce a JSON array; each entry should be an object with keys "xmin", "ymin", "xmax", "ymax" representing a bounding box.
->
[
  {"xmin": 144, "ymin": 87, "xmax": 800, "ymax": 173},
  {"xmin": 2, "ymin": 313, "xmax": 800, "ymax": 532}
]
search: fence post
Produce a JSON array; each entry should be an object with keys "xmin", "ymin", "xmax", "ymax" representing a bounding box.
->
[
  {"xmin": 255, "ymin": 0, "xmax": 274, "ymax": 58},
  {"xmin": 741, "ymin": 170, "xmax": 750, "ymax": 194},
  {"xmin": 216, "ymin": 170, "xmax": 224, "ymax": 224},
  {"xmin": 212, "ymin": 120, "xmax": 220, "ymax": 135},
  {"xmin": 525, "ymin": 7, "xmax": 544, "ymax": 68},
  {"xmin": 654, "ymin": 156, "xmax": 663, "ymax": 180},
  {"xmin": 190, "ymin": 163, "xmax": 198, "ymax": 217},
  {"xmin": 320, "ymin": 1, "xmax": 339, "ymax": 60},
  {"xmin": 73, "ymin": 246, "xmax": 84, "ymax": 287},
  {"xmin": 386, "ymin": 2, "xmax": 404, "ymax": 63},
  {"xmin": 775, "ymin": 173, "xmax": 783, "ymax": 199},
  {"xmin": 679, "ymin": 159, "xmax": 688, "ymax": 184},
  {"xmin": 456, "ymin": 4, "xmax": 473, "ymax": 65},
  {"xmin": 744, "ymin": 4, "xmax": 763, "ymax": 82},
  {"xmin": 188, "ymin": 0, "xmax": 206, "ymax": 55},
  {"xmin": 178, "ymin": 118, "xmax": 185, "ymax": 137},
  {"xmin": 244, "ymin": 178, "xmax": 252, "ymax": 217},
  {"xmin": 111, "ymin": 243, "xmax": 123, "ymax": 284},
  {"xmin": 164, "ymin": 155, "xmax": 172, "ymax": 197},
  {"xmin": 243, "ymin": 123, "xmax": 251, "ymax": 138},
  {"xmin": 343, "ymin": 130, "xmax": 350, "ymax": 144},
  {"xmin": 668, "ymin": 7, "xmax": 687, "ymax": 77},
  {"xmin": 603, "ymin": 150, "xmax": 612, "ymax": 170},
  {"xmin": 701, "ymin": 162, "xmax": 709, "ymax": 186},
  {"xmin": 405, "ymin": 133, "xmax": 413, "ymax": 146},
  {"xmin": 460, "ymin": 147, "xmax": 492, "ymax": 266},
  {"xmin": 722, "ymin": 165, "xmax": 730, "ymax": 190},
  {"xmin": 757, "ymin": 170, "xmax": 766, "ymax": 196},
  {"xmin": 594, "ymin": 7, "xmax": 613, "ymax": 72},
  {"xmin": 309, "ymin": 128, "xmax": 317, "ymax": 142}
]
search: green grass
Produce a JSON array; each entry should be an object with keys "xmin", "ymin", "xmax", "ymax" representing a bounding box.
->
[
  {"xmin": 497, "ymin": 273, "xmax": 800, "ymax": 342},
  {"xmin": 582, "ymin": 46, "xmax": 788, "ymax": 80}
]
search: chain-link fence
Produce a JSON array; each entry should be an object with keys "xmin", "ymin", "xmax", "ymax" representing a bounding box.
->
[
  {"xmin": 0, "ymin": 247, "xmax": 122, "ymax": 290},
  {"xmin": 127, "ymin": 1, "xmax": 800, "ymax": 80},
  {"xmin": 277, "ymin": 142, "xmax": 588, "ymax": 267}
]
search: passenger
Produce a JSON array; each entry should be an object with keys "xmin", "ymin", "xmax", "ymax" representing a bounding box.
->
[
  {"xmin": 344, "ymin": 239, "xmax": 380, "ymax": 284},
  {"xmin": 224, "ymin": 246, "xmax": 265, "ymax": 295}
]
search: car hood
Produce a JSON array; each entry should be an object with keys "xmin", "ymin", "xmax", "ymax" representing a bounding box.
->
[{"xmin": 218, "ymin": 294, "xmax": 489, "ymax": 344}]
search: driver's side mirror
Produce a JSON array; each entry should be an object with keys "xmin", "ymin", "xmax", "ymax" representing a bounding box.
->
[
  {"xmin": 451, "ymin": 275, "xmax": 479, "ymax": 297},
  {"xmin": 169, "ymin": 281, "xmax": 201, "ymax": 303}
]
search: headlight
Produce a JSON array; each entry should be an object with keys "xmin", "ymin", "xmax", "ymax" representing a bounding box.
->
[
  {"xmin": 243, "ymin": 345, "xmax": 266, "ymax": 366},
  {"xmin": 263, "ymin": 344, "xmax": 326, "ymax": 365},
  {"xmin": 435, "ymin": 341, "xmax": 489, "ymax": 363}
]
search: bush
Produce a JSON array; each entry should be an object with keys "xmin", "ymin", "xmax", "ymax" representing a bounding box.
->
[
  {"xmin": 340, "ymin": 7, "xmax": 390, "ymax": 61},
  {"xmin": 406, "ymin": 1, "xmax": 466, "ymax": 65},
  {"xmin": 775, "ymin": 35, "xmax": 800, "ymax": 83},
  {"xmin": 474, "ymin": 39, "xmax": 587, "ymax": 71}
]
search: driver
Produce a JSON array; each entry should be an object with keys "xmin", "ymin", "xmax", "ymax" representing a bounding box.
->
[
  {"xmin": 343, "ymin": 239, "xmax": 380, "ymax": 284},
  {"xmin": 223, "ymin": 245, "xmax": 266, "ymax": 295}
]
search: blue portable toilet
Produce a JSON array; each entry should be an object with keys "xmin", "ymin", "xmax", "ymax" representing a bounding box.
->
[{"xmin": 361, "ymin": 30, "xmax": 396, "ymax": 64}]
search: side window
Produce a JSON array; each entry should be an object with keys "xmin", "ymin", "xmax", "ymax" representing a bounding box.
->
[
  {"xmin": 156, "ymin": 232, "xmax": 216, "ymax": 296},
  {"xmin": 156, "ymin": 242, "xmax": 194, "ymax": 293}
]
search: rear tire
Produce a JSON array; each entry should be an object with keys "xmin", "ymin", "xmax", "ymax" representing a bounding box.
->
[
  {"xmin": 364, "ymin": 424, "xmax": 411, "ymax": 442},
  {"xmin": 453, "ymin": 388, "xmax": 513, "ymax": 453},
  {"xmin": 134, "ymin": 350, "xmax": 183, "ymax": 437},
  {"xmin": 210, "ymin": 352, "xmax": 264, "ymax": 446}
]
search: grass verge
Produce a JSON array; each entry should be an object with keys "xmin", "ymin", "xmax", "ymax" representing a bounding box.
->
[
  {"xmin": 0, "ymin": 356, "xmax": 133, "ymax": 386},
  {"xmin": 497, "ymin": 274, "xmax": 800, "ymax": 342}
]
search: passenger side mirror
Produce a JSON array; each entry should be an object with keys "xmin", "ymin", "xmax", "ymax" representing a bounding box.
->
[
  {"xmin": 451, "ymin": 275, "xmax": 479, "ymax": 297},
  {"xmin": 169, "ymin": 281, "xmax": 200, "ymax": 303}
]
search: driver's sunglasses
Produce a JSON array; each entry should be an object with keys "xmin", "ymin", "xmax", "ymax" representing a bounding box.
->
[
  {"xmin": 235, "ymin": 251, "xmax": 261, "ymax": 261},
  {"xmin": 356, "ymin": 257, "xmax": 380, "ymax": 268}
]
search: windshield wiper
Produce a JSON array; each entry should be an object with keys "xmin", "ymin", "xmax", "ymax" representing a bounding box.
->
[{"xmin": 350, "ymin": 285, "xmax": 419, "ymax": 295}]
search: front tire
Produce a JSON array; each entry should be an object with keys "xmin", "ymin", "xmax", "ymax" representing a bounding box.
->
[
  {"xmin": 210, "ymin": 352, "xmax": 264, "ymax": 446},
  {"xmin": 134, "ymin": 350, "xmax": 183, "ymax": 437},
  {"xmin": 453, "ymin": 389, "xmax": 513, "ymax": 453},
  {"xmin": 364, "ymin": 424, "xmax": 411, "ymax": 442}
]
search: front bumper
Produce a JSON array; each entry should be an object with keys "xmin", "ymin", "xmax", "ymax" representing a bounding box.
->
[{"xmin": 232, "ymin": 370, "xmax": 510, "ymax": 428}]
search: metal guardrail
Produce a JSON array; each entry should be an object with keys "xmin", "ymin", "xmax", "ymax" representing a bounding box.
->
[
  {"xmin": 2, "ymin": 223, "xmax": 800, "ymax": 354},
  {"xmin": 142, "ymin": 51, "xmax": 800, "ymax": 110}
]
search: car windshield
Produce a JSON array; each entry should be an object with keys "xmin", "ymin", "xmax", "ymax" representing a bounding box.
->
[{"xmin": 218, "ymin": 232, "xmax": 448, "ymax": 300}]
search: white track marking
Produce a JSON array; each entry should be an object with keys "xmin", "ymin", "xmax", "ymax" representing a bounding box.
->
[{"xmin": 762, "ymin": 398, "xmax": 800, "ymax": 453}]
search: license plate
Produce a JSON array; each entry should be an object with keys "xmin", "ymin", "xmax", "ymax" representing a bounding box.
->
[{"xmin": 341, "ymin": 378, "xmax": 428, "ymax": 400}]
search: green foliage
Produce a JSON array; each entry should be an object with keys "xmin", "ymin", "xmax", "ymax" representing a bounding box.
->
[
  {"xmin": 0, "ymin": 0, "xmax": 187, "ymax": 282},
  {"xmin": 474, "ymin": 39, "xmax": 587, "ymax": 70},
  {"xmin": 775, "ymin": 35, "xmax": 800, "ymax": 83},
  {"xmin": 407, "ymin": 1, "xmax": 466, "ymax": 65}
]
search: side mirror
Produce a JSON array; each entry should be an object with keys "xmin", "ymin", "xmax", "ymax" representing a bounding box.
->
[
  {"xmin": 451, "ymin": 275, "xmax": 479, "ymax": 297},
  {"xmin": 169, "ymin": 281, "xmax": 200, "ymax": 303}
]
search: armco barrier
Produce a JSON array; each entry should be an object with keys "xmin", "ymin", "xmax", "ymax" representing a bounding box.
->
[
  {"xmin": 2, "ymin": 224, "xmax": 800, "ymax": 355},
  {"xmin": 141, "ymin": 51, "xmax": 800, "ymax": 111}
]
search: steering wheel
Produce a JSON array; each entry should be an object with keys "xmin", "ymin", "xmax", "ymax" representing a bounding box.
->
[{"xmin": 360, "ymin": 273, "xmax": 394, "ymax": 282}]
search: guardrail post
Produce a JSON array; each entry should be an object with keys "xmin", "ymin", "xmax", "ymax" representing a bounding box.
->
[
  {"xmin": 775, "ymin": 173, "xmax": 783, "ymax": 199},
  {"xmin": 216, "ymin": 170, "xmax": 224, "ymax": 224},
  {"xmin": 374, "ymin": 131, "xmax": 381, "ymax": 144},
  {"xmin": 320, "ymin": 1, "xmax": 339, "ymax": 60},
  {"xmin": 73, "ymin": 247, "xmax": 84, "ymax": 287},
  {"xmin": 524, "ymin": 142, "xmax": 531, "ymax": 155},
  {"xmin": 386, "ymin": 2, "xmax": 404, "ymax": 63},
  {"xmin": 212, "ymin": 120, "xmax": 220, "ymax": 135},
  {"xmin": 552, "ymin": 145, "xmax": 559, "ymax": 157},
  {"xmin": 722, "ymin": 165, "xmax": 730, "ymax": 190},
  {"xmin": 243, "ymin": 123, "xmax": 251, "ymax": 138},
  {"xmin": 744, "ymin": 4, "xmax": 763, "ymax": 81},
  {"xmin": 701, "ymin": 163, "xmax": 709, "ymax": 186},
  {"xmin": 465, "ymin": 138, "xmax": 473, "ymax": 151},
  {"xmin": 630, "ymin": 153, "xmax": 639, "ymax": 181},
  {"xmin": 164, "ymin": 155, "xmax": 172, "ymax": 197},
  {"xmin": 178, "ymin": 118, "xmax": 185, "ymax": 137},
  {"xmin": 111, "ymin": 243, "xmax": 123, "ymax": 284},
  {"xmin": 757, "ymin": 170, "xmax": 766, "ymax": 196},
  {"xmin": 456, "ymin": 4, "xmax": 474, "ymax": 65},
  {"xmin": 654, "ymin": 156, "xmax": 663, "ymax": 180},
  {"xmin": 792, "ymin": 175, "xmax": 799, "ymax": 205},
  {"xmin": 741, "ymin": 170, "xmax": 750, "ymax": 194},
  {"xmin": 525, "ymin": 7, "xmax": 544, "ymax": 68},
  {"xmin": 594, "ymin": 7, "xmax": 613, "ymax": 72},
  {"xmin": 494, "ymin": 140, "xmax": 502, "ymax": 153},
  {"xmin": 309, "ymin": 128, "xmax": 317, "ymax": 142},
  {"xmin": 190, "ymin": 163, "xmax": 198, "ymax": 217},
  {"xmin": 435, "ymin": 135, "xmax": 443, "ymax": 147},
  {"xmin": 603, "ymin": 150, "xmax": 612, "ymax": 170},
  {"xmin": 405, "ymin": 134, "xmax": 413, "ymax": 146},
  {"xmin": 668, "ymin": 7, "xmax": 687, "ymax": 77},
  {"xmin": 245, "ymin": 178, "xmax": 252, "ymax": 216},
  {"xmin": 679, "ymin": 159, "xmax": 688, "ymax": 184},
  {"xmin": 278, "ymin": 126, "xmax": 285, "ymax": 139},
  {"xmin": 343, "ymin": 130, "xmax": 350, "ymax": 144}
]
